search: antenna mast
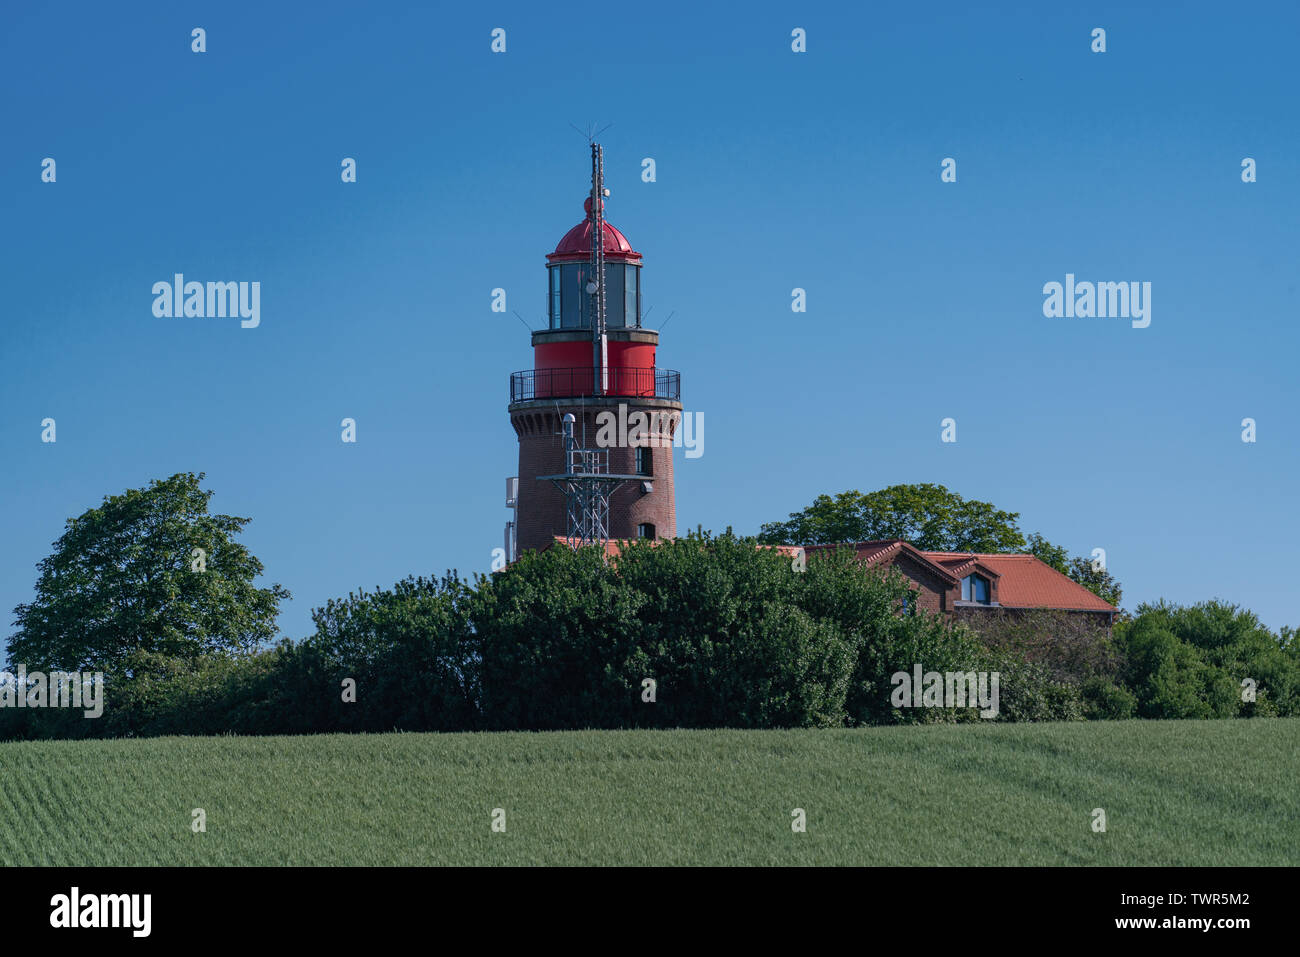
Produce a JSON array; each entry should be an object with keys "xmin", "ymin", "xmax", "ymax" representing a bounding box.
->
[{"xmin": 590, "ymin": 143, "xmax": 608, "ymax": 395}]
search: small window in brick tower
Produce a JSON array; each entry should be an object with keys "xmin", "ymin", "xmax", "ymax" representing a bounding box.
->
[
  {"xmin": 637, "ymin": 523, "xmax": 656, "ymax": 539},
  {"xmin": 635, "ymin": 446, "xmax": 653, "ymax": 476}
]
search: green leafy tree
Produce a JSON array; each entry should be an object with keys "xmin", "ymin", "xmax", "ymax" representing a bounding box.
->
[
  {"xmin": 1118, "ymin": 620, "xmax": 1236, "ymax": 719},
  {"xmin": 472, "ymin": 542, "xmax": 650, "ymax": 730},
  {"xmin": 1066, "ymin": 555, "xmax": 1123, "ymax": 609},
  {"xmin": 1115, "ymin": 600, "xmax": 1300, "ymax": 718},
  {"xmin": 306, "ymin": 574, "xmax": 479, "ymax": 732},
  {"xmin": 1024, "ymin": 533, "xmax": 1070, "ymax": 574},
  {"xmin": 1281, "ymin": 626, "xmax": 1300, "ymax": 659},
  {"xmin": 8, "ymin": 472, "xmax": 288, "ymax": 673},
  {"xmin": 613, "ymin": 531, "xmax": 856, "ymax": 729},
  {"xmin": 758, "ymin": 484, "xmax": 1026, "ymax": 552},
  {"xmin": 1025, "ymin": 533, "xmax": 1123, "ymax": 608}
]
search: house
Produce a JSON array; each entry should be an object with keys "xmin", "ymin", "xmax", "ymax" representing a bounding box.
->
[
  {"xmin": 541, "ymin": 535, "xmax": 1114, "ymax": 628},
  {"xmin": 802, "ymin": 539, "xmax": 1117, "ymax": 627}
]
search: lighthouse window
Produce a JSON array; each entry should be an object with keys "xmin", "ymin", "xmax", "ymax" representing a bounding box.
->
[
  {"xmin": 637, "ymin": 523, "xmax": 656, "ymax": 540},
  {"xmin": 605, "ymin": 265, "xmax": 626, "ymax": 328},
  {"xmin": 635, "ymin": 446, "xmax": 652, "ymax": 476},
  {"xmin": 559, "ymin": 263, "xmax": 590, "ymax": 329},
  {"xmin": 551, "ymin": 263, "xmax": 639, "ymax": 329},
  {"xmin": 627, "ymin": 265, "xmax": 640, "ymax": 327}
]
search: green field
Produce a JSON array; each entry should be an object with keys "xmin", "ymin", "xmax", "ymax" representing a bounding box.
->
[{"xmin": 1, "ymin": 720, "xmax": 1295, "ymax": 865}]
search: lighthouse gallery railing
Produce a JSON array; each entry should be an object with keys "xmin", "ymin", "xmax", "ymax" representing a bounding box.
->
[{"xmin": 510, "ymin": 367, "xmax": 680, "ymax": 403}]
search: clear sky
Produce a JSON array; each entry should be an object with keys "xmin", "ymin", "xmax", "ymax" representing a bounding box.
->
[{"xmin": 3, "ymin": 0, "xmax": 1297, "ymax": 647}]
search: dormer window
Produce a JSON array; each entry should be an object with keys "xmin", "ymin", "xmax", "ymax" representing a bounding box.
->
[{"xmin": 962, "ymin": 574, "xmax": 990, "ymax": 604}]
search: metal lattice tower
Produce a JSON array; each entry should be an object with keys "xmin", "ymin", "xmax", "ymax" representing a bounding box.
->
[{"xmin": 539, "ymin": 413, "xmax": 640, "ymax": 547}]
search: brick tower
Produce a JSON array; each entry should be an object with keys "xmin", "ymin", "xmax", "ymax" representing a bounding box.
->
[{"xmin": 506, "ymin": 145, "xmax": 681, "ymax": 557}]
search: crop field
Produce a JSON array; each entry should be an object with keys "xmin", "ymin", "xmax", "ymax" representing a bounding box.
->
[{"xmin": 0, "ymin": 720, "xmax": 1294, "ymax": 866}]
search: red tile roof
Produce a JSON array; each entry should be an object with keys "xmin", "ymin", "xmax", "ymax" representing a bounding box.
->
[
  {"xmin": 805, "ymin": 539, "xmax": 1115, "ymax": 613},
  {"xmin": 920, "ymin": 552, "xmax": 1114, "ymax": 611},
  {"xmin": 806, "ymin": 540, "xmax": 940, "ymax": 574},
  {"xmin": 549, "ymin": 536, "xmax": 628, "ymax": 558}
]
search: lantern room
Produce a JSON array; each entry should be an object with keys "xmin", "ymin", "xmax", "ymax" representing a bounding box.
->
[{"xmin": 545, "ymin": 196, "xmax": 642, "ymax": 330}]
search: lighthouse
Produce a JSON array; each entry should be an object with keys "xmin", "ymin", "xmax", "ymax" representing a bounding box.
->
[{"xmin": 506, "ymin": 145, "xmax": 682, "ymax": 556}]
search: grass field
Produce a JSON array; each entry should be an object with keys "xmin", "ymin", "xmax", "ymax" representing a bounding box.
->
[{"xmin": 0, "ymin": 720, "xmax": 1295, "ymax": 865}]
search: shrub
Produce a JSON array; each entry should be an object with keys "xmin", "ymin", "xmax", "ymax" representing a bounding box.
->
[
  {"xmin": 615, "ymin": 533, "xmax": 855, "ymax": 728},
  {"xmin": 1116, "ymin": 601, "xmax": 1299, "ymax": 719},
  {"xmin": 304, "ymin": 573, "xmax": 480, "ymax": 733},
  {"xmin": 473, "ymin": 544, "xmax": 646, "ymax": 730},
  {"xmin": 976, "ymin": 649, "xmax": 1084, "ymax": 722},
  {"xmin": 1079, "ymin": 676, "xmax": 1137, "ymax": 720},
  {"xmin": 14, "ymin": 535, "xmax": 1297, "ymax": 739},
  {"xmin": 962, "ymin": 608, "xmax": 1123, "ymax": 685},
  {"xmin": 1118, "ymin": 618, "xmax": 1235, "ymax": 719}
]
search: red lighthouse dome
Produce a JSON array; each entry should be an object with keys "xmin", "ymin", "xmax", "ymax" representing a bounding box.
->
[
  {"xmin": 547, "ymin": 197, "xmax": 642, "ymax": 264},
  {"xmin": 543, "ymin": 195, "xmax": 644, "ymax": 332}
]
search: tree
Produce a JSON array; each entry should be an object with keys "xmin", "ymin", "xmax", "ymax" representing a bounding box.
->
[
  {"xmin": 1066, "ymin": 555, "xmax": 1123, "ymax": 609},
  {"xmin": 761, "ymin": 493, "xmax": 1125, "ymax": 608},
  {"xmin": 1114, "ymin": 600, "xmax": 1300, "ymax": 718},
  {"xmin": 757, "ymin": 484, "xmax": 1026, "ymax": 552},
  {"xmin": 8, "ymin": 473, "xmax": 288, "ymax": 672},
  {"xmin": 1026, "ymin": 533, "xmax": 1123, "ymax": 609},
  {"xmin": 1024, "ymin": 532, "xmax": 1070, "ymax": 574},
  {"xmin": 611, "ymin": 531, "xmax": 856, "ymax": 729},
  {"xmin": 306, "ymin": 574, "xmax": 479, "ymax": 732}
]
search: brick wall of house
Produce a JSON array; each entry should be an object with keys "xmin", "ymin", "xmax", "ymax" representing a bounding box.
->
[{"xmin": 891, "ymin": 552, "xmax": 952, "ymax": 614}]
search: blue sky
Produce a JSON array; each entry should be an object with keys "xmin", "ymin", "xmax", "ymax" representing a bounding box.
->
[{"xmin": 3, "ymin": 0, "xmax": 1297, "ymax": 646}]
